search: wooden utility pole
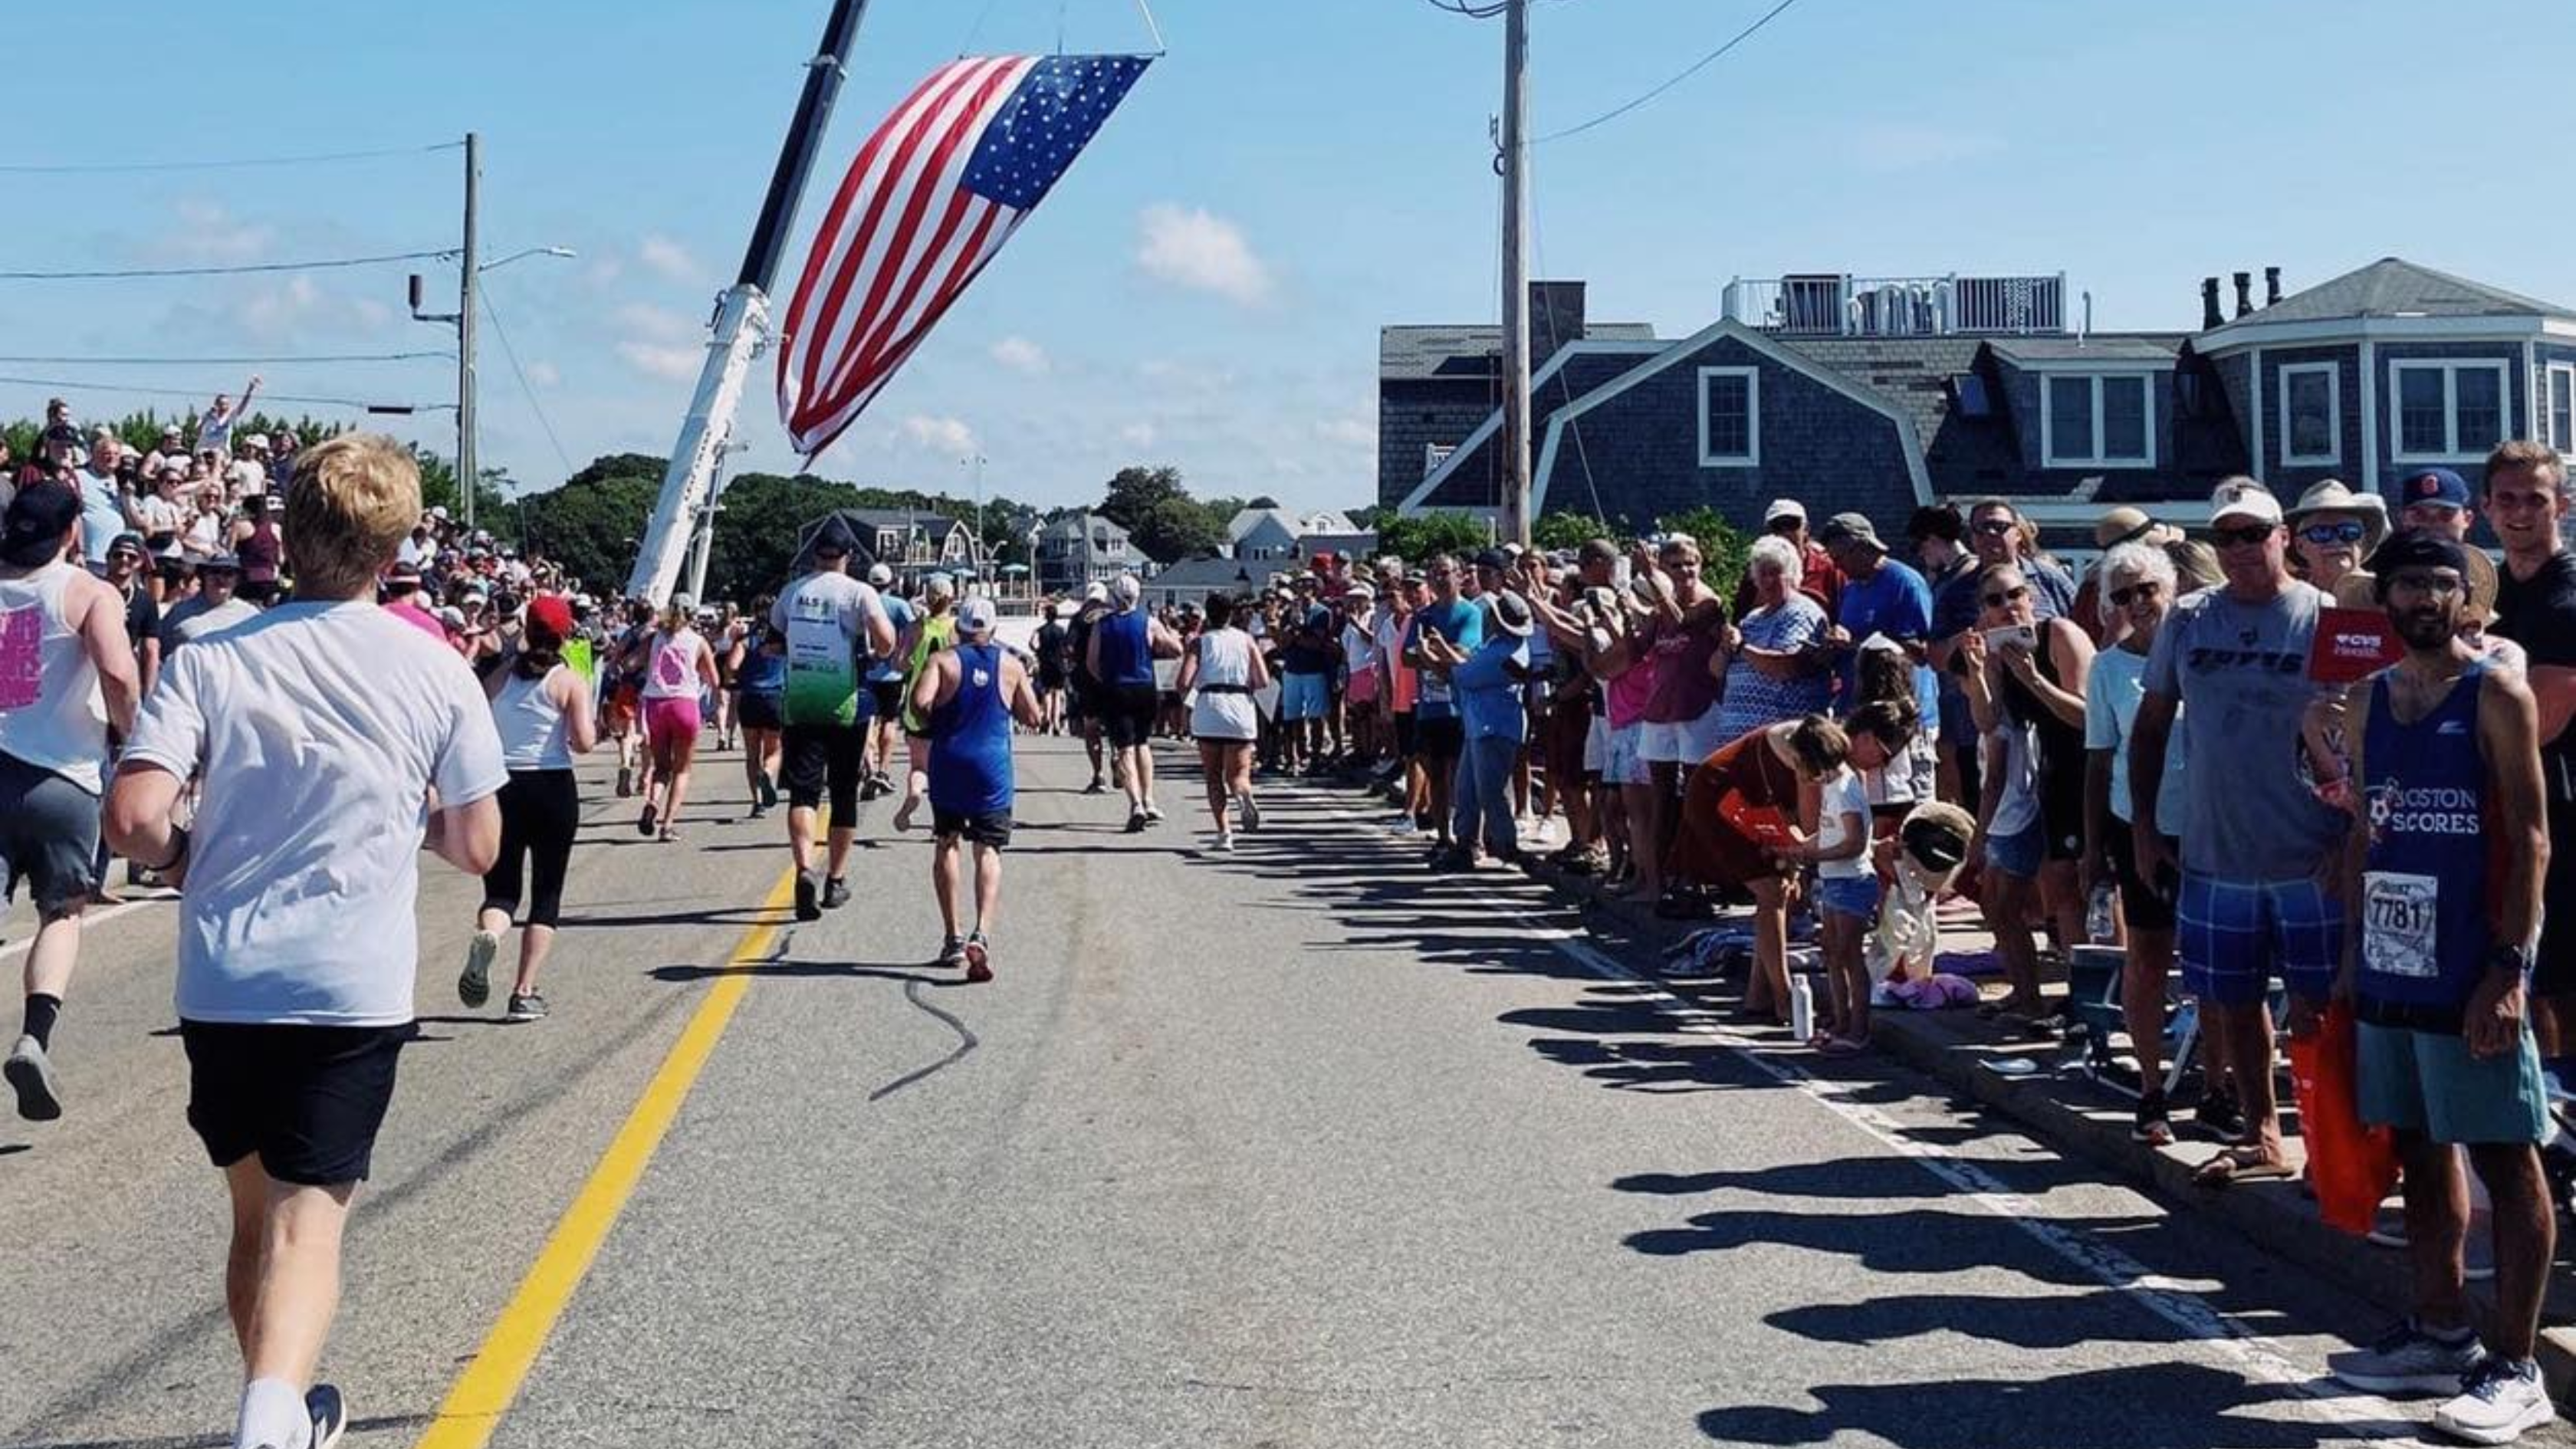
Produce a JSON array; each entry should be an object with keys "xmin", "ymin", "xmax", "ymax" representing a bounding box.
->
[{"xmin": 1498, "ymin": 0, "xmax": 1531, "ymax": 548}]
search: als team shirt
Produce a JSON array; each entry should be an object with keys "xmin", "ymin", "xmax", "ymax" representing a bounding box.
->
[{"xmin": 771, "ymin": 572, "xmax": 887, "ymax": 728}]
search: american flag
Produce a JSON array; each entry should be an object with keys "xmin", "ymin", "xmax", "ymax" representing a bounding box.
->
[{"xmin": 777, "ymin": 53, "xmax": 1152, "ymax": 460}]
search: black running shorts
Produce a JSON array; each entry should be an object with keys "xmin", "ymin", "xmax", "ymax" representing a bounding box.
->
[
  {"xmin": 781, "ymin": 722, "xmax": 866, "ymax": 818},
  {"xmin": 932, "ymin": 806, "xmax": 1013, "ymax": 849},
  {"xmin": 182, "ymin": 1020, "xmax": 412, "ymax": 1185},
  {"xmin": 1102, "ymin": 682, "xmax": 1158, "ymax": 748}
]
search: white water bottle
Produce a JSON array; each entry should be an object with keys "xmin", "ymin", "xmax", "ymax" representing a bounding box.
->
[{"xmin": 1790, "ymin": 974, "xmax": 1815, "ymax": 1043}]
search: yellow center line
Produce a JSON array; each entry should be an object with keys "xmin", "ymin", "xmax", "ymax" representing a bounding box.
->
[{"xmin": 411, "ymin": 863, "xmax": 800, "ymax": 1449}]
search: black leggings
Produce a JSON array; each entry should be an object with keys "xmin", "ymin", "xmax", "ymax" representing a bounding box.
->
[{"xmin": 483, "ymin": 768, "xmax": 578, "ymax": 928}]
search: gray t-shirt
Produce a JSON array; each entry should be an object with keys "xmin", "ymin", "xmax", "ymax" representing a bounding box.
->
[
  {"xmin": 2141, "ymin": 580, "xmax": 2342, "ymax": 879},
  {"xmin": 159, "ymin": 594, "xmax": 260, "ymax": 653}
]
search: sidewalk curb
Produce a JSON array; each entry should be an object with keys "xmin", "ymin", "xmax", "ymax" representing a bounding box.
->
[{"xmin": 1346, "ymin": 774, "xmax": 2576, "ymax": 1407}]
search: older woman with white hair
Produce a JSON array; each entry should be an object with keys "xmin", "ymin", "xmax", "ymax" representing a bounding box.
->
[
  {"xmin": 1709, "ymin": 534, "xmax": 1833, "ymax": 741},
  {"xmin": 2082, "ymin": 540, "xmax": 2200, "ymax": 1144}
]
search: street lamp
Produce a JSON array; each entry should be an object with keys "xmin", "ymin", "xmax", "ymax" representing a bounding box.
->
[{"xmin": 407, "ymin": 244, "xmax": 577, "ymax": 534}]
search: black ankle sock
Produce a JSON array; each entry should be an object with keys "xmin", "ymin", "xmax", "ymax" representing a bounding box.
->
[{"xmin": 22, "ymin": 994, "xmax": 61, "ymax": 1050}]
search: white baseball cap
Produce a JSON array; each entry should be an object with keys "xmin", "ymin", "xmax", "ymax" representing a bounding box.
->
[
  {"xmin": 2208, "ymin": 477, "xmax": 2285, "ymax": 528},
  {"xmin": 1764, "ymin": 498, "xmax": 1806, "ymax": 525},
  {"xmin": 867, "ymin": 563, "xmax": 893, "ymax": 586},
  {"xmin": 1083, "ymin": 580, "xmax": 1108, "ymax": 603},
  {"xmin": 957, "ymin": 595, "xmax": 997, "ymax": 636}
]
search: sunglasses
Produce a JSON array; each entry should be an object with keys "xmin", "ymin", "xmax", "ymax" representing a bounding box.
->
[
  {"xmin": 2211, "ymin": 522, "xmax": 2278, "ymax": 547},
  {"xmin": 2386, "ymin": 569, "xmax": 2464, "ymax": 597},
  {"xmin": 1980, "ymin": 584, "xmax": 2030, "ymax": 609},
  {"xmin": 2298, "ymin": 520, "xmax": 2368, "ymax": 546},
  {"xmin": 2108, "ymin": 580, "xmax": 2165, "ymax": 608},
  {"xmin": 1971, "ymin": 518, "xmax": 2018, "ymax": 537}
]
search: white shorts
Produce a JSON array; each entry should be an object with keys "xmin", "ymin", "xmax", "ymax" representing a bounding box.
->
[
  {"xmin": 1605, "ymin": 721, "xmax": 1651, "ymax": 787},
  {"xmin": 1643, "ymin": 702, "xmax": 1730, "ymax": 764},
  {"xmin": 1582, "ymin": 713, "xmax": 1610, "ymax": 774}
]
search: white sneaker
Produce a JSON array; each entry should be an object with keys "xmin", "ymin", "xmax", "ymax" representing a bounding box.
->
[
  {"xmin": 2435, "ymin": 1357, "xmax": 2555, "ymax": 1444},
  {"xmin": 458, "ymin": 930, "xmax": 499, "ymax": 1010},
  {"xmin": 2328, "ymin": 1318, "xmax": 2485, "ymax": 1395},
  {"xmin": 1211, "ymin": 831, "xmax": 1235, "ymax": 853}
]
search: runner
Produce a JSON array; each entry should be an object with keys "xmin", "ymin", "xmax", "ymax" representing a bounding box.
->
[
  {"xmin": 1086, "ymin": 573, "xmax": 1180, "ymax": 832},
  {"xmin": 912, "ymin": 596, "xmax": 1040, "ymax": 980},
  {"xmin": 635, "ymin": 593, "xmax": 718, "ymax": 843},
  {"xmin": 773, "ymin": 518, "xmax": 897, "ymax": 922},
  {"xmin": 889, "ymin": 573, "xmax": 958, "ymax": 833},
  {"xmin": 735, "ymin": 612, "xmax": 787, "ymax": 820},
  {"xmin": 1, "ymin": 481, "xmax": 142, "ymax": 1121},
  {"xmin": 1067, "ymin": 581, "xmax": 1111, "ymax": 791},
  {"xmin": 2131, "ymin": 478, "xmax": 2344, "ymax": 1184},
  {"xmin": 462, "ymin": 594, "xmax": 598, "ymax": 1024},
  {"xmin": 863, "ymin": 562, "xmax": 914, "ymax": 799},
  {"xmin": 1033, "ymin": 599, "xmax": 1071, "ymax": 734},
  {"xmin": 104, "ymin": 433, "xmax": 505, "ymax": 1449},
  {"xmin": 2325, "ymin": 529, "xmax": 2556, "ymax": 1444},
  {"xmin": 1177, "ymin": 591, "xmax": 1270, "ymax": 850}
]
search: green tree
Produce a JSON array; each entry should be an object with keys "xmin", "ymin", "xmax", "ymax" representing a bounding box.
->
[
  {"xmin": 1532, "ymin": 511, "xmax": 1613, "ymax": 552},
  {"xmin": 517, "ymin": 453, "xmax": 668, "ymax": 596},
  {"xmin": 701, "ymin": 471, "xmax": 872, "ymax": 605},
  {"xmin": 1132, "ymin": 495, "xmax": 1224, "ymax": 563},
  {"xmin": 1096, "ymin": 465, "xmax": 1188, "ymax": 533},
  {"xmin": 1654, "ymin": 506, "xmax": 1752, "ymax": 594},
  {"xmin": 1373, "ymin": 510, "xmax": 1492, "ymax": 563}
]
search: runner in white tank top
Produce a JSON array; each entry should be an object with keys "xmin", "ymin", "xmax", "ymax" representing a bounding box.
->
[{"xmin": 1175, "ymin": 594, "xmax": 1271, "ymax": 851}]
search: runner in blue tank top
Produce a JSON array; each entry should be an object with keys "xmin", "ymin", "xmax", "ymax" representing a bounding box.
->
[
  {"xmin": 912, "ymin": 597, "xmax": 1042, "ymax": 982},
  {"xmin": 2327, "ymin": 529, "xmax": 2556, "ymax": 1436}
]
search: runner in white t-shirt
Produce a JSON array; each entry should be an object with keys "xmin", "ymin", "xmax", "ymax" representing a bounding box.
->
[
  {"xmin": 106, "ymin": 435, "xmax": 504, "ymax": 1449},
  {"xmin": 770, "ymin": 518, "xmax": 896, "ymax": 920}
]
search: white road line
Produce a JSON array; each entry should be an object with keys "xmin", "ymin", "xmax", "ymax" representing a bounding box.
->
[{"xmin": 1310, "ymin": 787, "xmax": 2431, "ymax": 1445}]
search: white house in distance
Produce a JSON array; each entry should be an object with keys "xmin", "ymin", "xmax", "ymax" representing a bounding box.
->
[{"xmin": 1227, "ymin": 506, "xmax": 1372, "ymax": 562}]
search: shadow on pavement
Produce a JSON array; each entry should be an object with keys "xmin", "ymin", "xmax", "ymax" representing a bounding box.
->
[{"xmin": 1694, "ymin": 1362, "xmax": 2410, "ymax": 1447}]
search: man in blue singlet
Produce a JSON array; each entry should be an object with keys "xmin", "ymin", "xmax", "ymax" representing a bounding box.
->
[
  {"xmin": 912, "ymin": 596, "xmax": 1041, "ymax": 981},
  {"xmin": 1084, "ymin": 573, "xmax": 1180, "ymax": 833},
  {"xmin": 2325, "ymin": 530, "xmax": 2556, "ymax": 1444}
]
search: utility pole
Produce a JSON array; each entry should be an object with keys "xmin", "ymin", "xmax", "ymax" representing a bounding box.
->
[
  {"xmin": 1497, "ymin": 0, "xmax": 1532, "ymax": 550},
  {"xmin": 458, "ymin": 130, "xmax": 481, "ymax": 535}
]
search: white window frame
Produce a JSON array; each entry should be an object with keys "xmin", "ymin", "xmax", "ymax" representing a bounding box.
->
[
  {"xmin": 2039, "ymin": 373, "xmax": 2156, "ymax": 468},
  {"xmin": 1423, "ymin": 442, "xmax": 1455, "ymax": 478},
  {"xmin": 2546, "ymin": 362, "xmax": 2576, "ymax": 457},
  {"xmin": 2276, "ymin": 361, "xmax": 2341, "ymax": 467},
  {"xmin": 2388, "ymin": 359, "xmax": 2512, "ymax": 464},
  {"xmin": 1696, "ymin": 365, "xmax": 1760, "ymax": 468}
]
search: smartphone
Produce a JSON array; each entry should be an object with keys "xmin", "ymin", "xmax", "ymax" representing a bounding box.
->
[{"xmin": 1983, "ymin": 622, "xmax": 2038, "ymax": 653}]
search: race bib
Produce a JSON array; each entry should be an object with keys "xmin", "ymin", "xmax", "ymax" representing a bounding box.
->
[
  {"xmin": 0, "ymin": 605, "xmax": 39, "ymax": 709},
  {"xmin": 2362, "ymin": 870, "xmax": 2440, "ymax": 980}
]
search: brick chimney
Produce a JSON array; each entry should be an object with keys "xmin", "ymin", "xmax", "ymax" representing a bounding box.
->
[
  {"xmin": 2265, "ymin": 266, "xmax": 2282, "ymax": 307},
  {"xmin": 2200, "ymin": 278, "xmax": 2223, "ymax": 330},
  {"xmin": 1529, "ymin": 281, "xmax": 1587, "ymax": 370},
  {"xmin": 2233, "ymin": 271, "xmax": 2254, "ymax": 320}
]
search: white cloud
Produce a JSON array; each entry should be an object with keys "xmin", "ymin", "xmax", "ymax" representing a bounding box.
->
[
  {"xmin": 613, "ymin": 302, "xmax": 698, "ymax": 340},
  {"xmin": 150, "ymin": 201, "xmax": 275, "ymax": 265},
  {"xmin": 1316, "ymin": 412, "xmax": 1374, "ymax": 449},
  {"xmin": 1117, "ymin": 422, "xmax": 1158, "ymax": 449},
  {"xmin": 902, "ymin": 414, "xmax": 980, "ymax": 455},
  {"xmin": 1134, "ymin": 203, "xmax": 1273, "ymax": 307},
  {"xmin": 638, "ymin": 233, "xmax": 704, "ymax": 282},
  {"xmin": 617, "ymin": 341, "xmax": 702, "ymax": 381},
  {"xmin": 525, "ymin": 360, "xmax": 562, "ymax": 388},
  {"xmin": 212, "ymin": 275, "xmax": 396, "ymax": 343},
  {"xmin": 991, "ymin": 335, "xmax": 1050, "ymax": 374}
]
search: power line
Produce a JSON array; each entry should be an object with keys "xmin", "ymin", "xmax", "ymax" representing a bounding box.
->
[
  {"xmin": 0, "ymin": 374, "xmax": 452, "ymax": 412},
  {"xmin": 0, "ymin": 140, "xmax": 462, "ymax": 176},
  {"xmin": 0, "ymin": 248, "xmax": 457, "ymax": 282},
  {"xmin": 0, "ymin": 350, "xmax": 451, "ymax": 366},
  {"xmin": 477, "ymin": 289, "xmax": 576, "ymax": 478},
  {"xmin": 1533, "ymin": 0, "xmax": 1806, "ymax": 143}
]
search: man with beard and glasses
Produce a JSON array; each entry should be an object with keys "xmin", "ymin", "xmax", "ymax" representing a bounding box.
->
[{"xmin": 2325, "ymin": 529, "xmax": 2555, "ymax": 1445}]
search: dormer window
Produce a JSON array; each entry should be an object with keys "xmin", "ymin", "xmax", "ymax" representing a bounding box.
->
[{"xmin": 2041, "ymin": 373, "xmax": 2153, "ymax": 468}]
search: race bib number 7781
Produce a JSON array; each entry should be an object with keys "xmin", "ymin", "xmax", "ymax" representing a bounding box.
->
[{"xmin": 2361, "ymin": 870, "xmax": 2440, "ymax": 981}]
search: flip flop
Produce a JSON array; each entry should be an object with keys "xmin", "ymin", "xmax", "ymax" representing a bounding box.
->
[
  {"xmin": 1819, "ymin": 1036, "xmax": 1869, "ymax": 1056},
  {"xmin": 2193, "ymin": 1145, "xmax": 2293, "ymax": 1188}
]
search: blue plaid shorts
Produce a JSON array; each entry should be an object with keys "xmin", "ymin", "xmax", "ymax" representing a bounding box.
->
[{"xmin": 2176, "ymin": 871, "xmax": 2341, "ymax": 1006}]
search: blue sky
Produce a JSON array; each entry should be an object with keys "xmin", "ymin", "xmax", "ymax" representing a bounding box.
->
[{"xmin": 12, "ymin": 0, "xmax": 2574, "ymax": 515}]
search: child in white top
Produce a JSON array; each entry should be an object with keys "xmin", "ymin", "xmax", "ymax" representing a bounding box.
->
[{"xmin": 1783, "ymin": 759, "xmax": 1878, "ymax": 1054}]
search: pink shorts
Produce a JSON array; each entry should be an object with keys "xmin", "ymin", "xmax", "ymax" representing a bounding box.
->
[{"xmin": 644, "ymin": 695, "xmax": 702, "ymax": 750}]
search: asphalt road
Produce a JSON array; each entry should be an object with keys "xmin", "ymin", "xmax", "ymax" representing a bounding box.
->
[{"xmin": 0, "ymin": 734, "xmax": 2555, "ymax": 1448}]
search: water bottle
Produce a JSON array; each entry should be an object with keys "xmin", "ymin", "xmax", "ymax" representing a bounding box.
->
[
  {"xmin": 2087, "ymin": 882, "xmax": 2118, "ymax": 945},
  {"xmin": 1790, "ymin": 974, "xmax": 1815, "ymax": 1043}
]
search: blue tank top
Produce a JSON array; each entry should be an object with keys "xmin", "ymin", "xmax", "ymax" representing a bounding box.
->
[
  {"xmin": 928, "ymin": 643, "xmax": 1014, "ymax": 816},
  {"xmin": 738, "ymin": 645, "xmax": 787, "ymax": 696},
  {"xmin": 2357, "ymin": 658, "xmax": 2496, "ymax": 1025},
  {"xmin": 1095, "ymin": 609, "xmax": 1154, "ymax": 686}
]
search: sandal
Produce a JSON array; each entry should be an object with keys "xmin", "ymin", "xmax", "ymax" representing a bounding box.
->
[
  {"xmin": 2192, "ymin": 1144, "xmax": 2293, "ymax": 1188},
  {"xmin": 1819, "ymin": 1035, "xmax": 1869, "ymax": 1056},
  {"xmin": 2133, "ymin": 1091, "xmax": 2176, "ymax": 1148}
]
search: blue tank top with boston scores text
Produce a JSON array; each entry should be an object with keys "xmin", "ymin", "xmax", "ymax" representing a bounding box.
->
[
  {"xmin": 1095, "ymin": 610, "xmax": 1154, "ymax": 686},
  {"xmin": 2358, "ymin": 658, "xmax": 2497, "ymax": 1023},
  {"xmin": 928, "ymin": 643, "xmax": 1014, "ymax": 816}
]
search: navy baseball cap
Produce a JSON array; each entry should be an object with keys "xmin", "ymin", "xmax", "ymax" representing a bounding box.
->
[
  {"xmin": 0, "ymin": 480, "xmax": 80, "ymax": 567},
  {"xmin": 2398, "ymin": 466, "xmax": 2471, "ymax": 511}
]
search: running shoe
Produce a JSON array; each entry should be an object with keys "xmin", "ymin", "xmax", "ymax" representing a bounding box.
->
[
  {"xmin": 458, "ymin": 929, "xmax": 499, "ymax": 1009},
  {"xmin": 1211, "ymin": 830, "xmax": 1235, "ymax": 853},
  {"xmin": 892, "ymin": 796, "xmax": 920, "ymax": 832},
  {"xmin": 794, "ymin": 872, "xmax": 822, "ymax": 922},
  {"xmin": 1125, "ymin": 808, "xmax": 1148, "ymax": 834},
  {"xmin": 1238, "ymin": 792, "xmax": 1263, "ymax": 832},
  {"xmin": 5, "ymin": 1035, "xmax": 61, "ymax": 1122},
  {"xmin": 936, "ymin": 935, "xmax": 970, "ymax": 968},
  {"xmin": 760, "ymin": 775, "xmax": 780, "ymax": 810},
  {"xmin": 616, "ymin": 766, "xmax": 633, "ymax": 798},
  {"xmin": 505, "ymin": 993, "xmax": 549, "ymax": 1024},
  {"xmin": 2328, "ymin": 1318, "xmax": 2485, "ymax": 1395},
  {"xmin": 1083, "ymin": 777, "xmax": 1107, "ymax": 795},
  {"xmin": 860, "ymin": 772, "xmax": 892, "ymax": 802},
  {"xmin": 307, "ymin": 1383, "xmax": 347, "ymax": 1449},
  {"xmin": 2436, "ymin": 1355, "xmax": 2555, "ymax": 1444},
  {"xmin": 1142, "ymin": 801, "xmax": 1165, "ymax": 824},
  {"xmin": 2193, "ymin": 1086, "xmax": 2246, "ymax": 1142},
  {"xmin": 964, "ymin": 933, "xmax": 994, "ymax": 984},
  {"xmin": 748, "ymin": 801, "xmax": 768, "ymax": 820},
  {"xmin": 823, "ymin": 877, "xmax": 851, "ymax": 910},
  {"xmin": 637, "ymin": 803, "xmax": 657, "ymax": 837}
]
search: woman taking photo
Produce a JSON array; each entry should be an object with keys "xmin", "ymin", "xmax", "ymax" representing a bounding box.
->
[
  {"xmin": 1960, "ymin": 559, "xmax": 2095, "ymax": 1026},
  {"xmin": 1710, "ymin": 534, "xmax": 1833, "ymax": 742},
  {"xmin": 636, "ymin": 593, "xmax": 719, "ymax": 842},
  {"xmin": 1176, "ymin": 593, "xmax": 1270, "ymax": 850},
  {"xmin": 462, "ymin": 595, "xmax": 598, "ymax": 1022}
]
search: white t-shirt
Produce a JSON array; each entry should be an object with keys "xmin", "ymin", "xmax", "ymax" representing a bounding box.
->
[
  {"xmin": 770, "ymin": 570, "xmax": 888, "ymax": 728},
  {"xmin": 2082, "ymin": 642, "xmax": 2189, "ymax": 828},
  {"xmin": 1815, "ymin": 765, "xmax": 1871, "ymax": 880},
  {"xmin": 123, "ymin": 601, "xmax": 508, "ymax": 1027}
]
